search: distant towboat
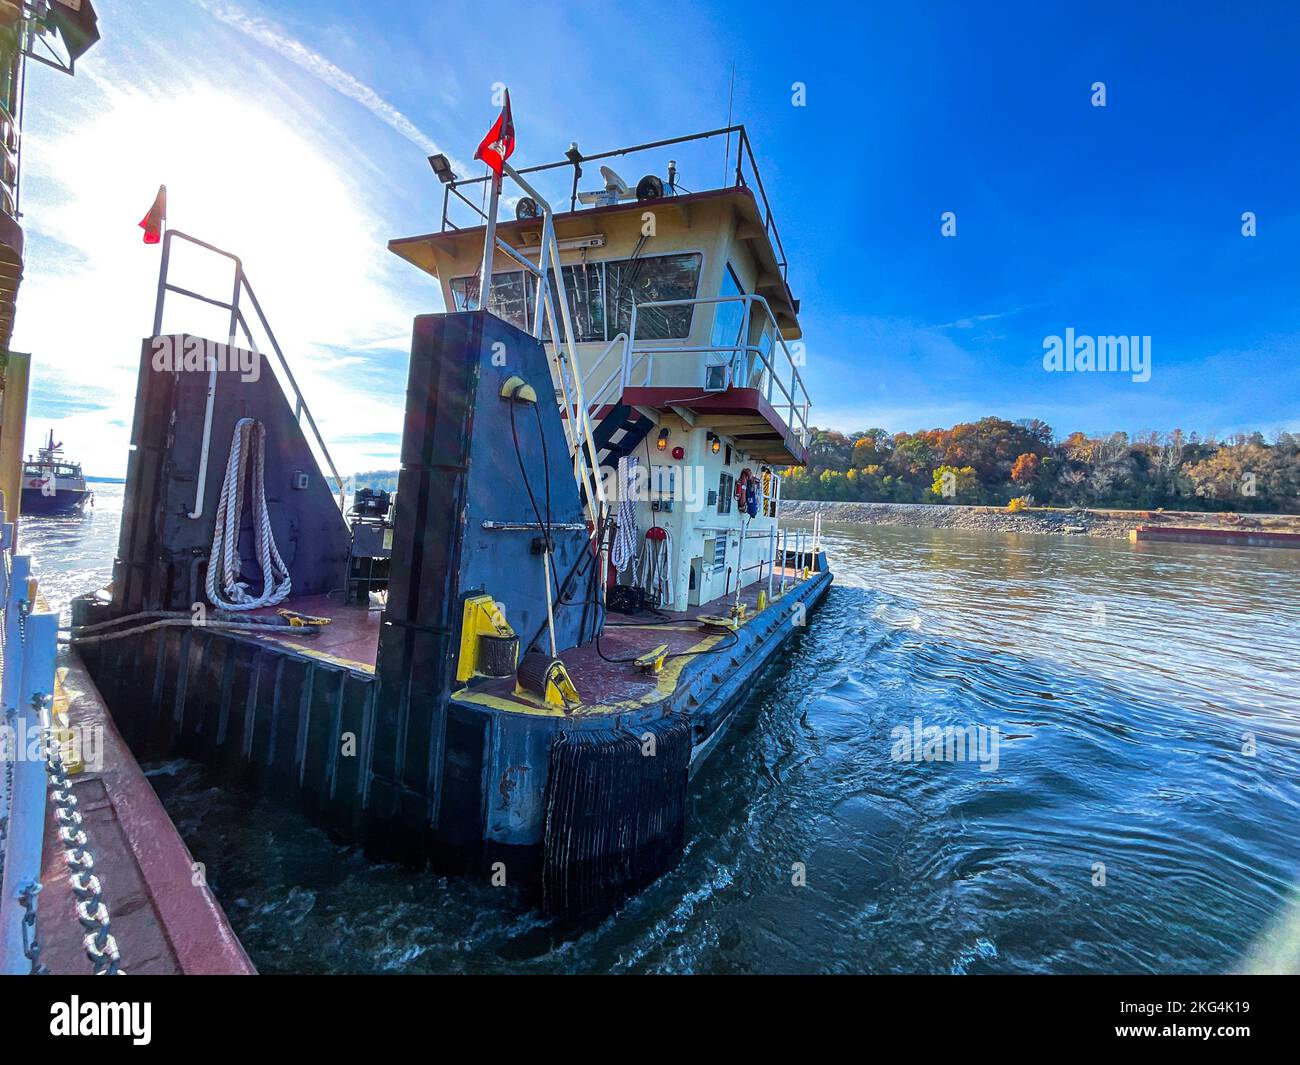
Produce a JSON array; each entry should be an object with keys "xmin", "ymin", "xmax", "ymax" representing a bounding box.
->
[{"xmin": 21, "ymin": 429, "xmax": 92, "ymax": 515}]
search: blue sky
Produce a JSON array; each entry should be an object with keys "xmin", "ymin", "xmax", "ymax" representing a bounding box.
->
[{"xmin": 12, "ymin": 0, "xmax": 1300, "ymax": 475}]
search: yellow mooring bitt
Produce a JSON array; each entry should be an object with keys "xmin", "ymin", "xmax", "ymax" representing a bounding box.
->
[
  {"xmin": 456, "ymin": 594, "xmax": 520, "ymax": 683},
  {"xmin": 634, "ymin": 644, "xmax": 668, "ymax": 676},
  {"xmin": 516, "ymin": 651, "xmax": 580, "ymax": 710}
]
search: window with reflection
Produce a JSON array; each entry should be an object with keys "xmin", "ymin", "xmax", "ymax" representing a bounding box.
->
[
  {"xmin": 451, "ymin": 264, "xmax": 605, "ymax": 341},
  {"xmin": 712, "ymin": 264, "xmax": 746, "ymax": 353},
  {"xmin": 562, "ymin": 263, "xmax": 605, "ymax": 342},
  {"xmin": 607, "ymin": 253, "xmax": 702, "ymax": 340},
  {"xmin": 449, "ymin": 271, "xmax": 530, "ymax": 332}
]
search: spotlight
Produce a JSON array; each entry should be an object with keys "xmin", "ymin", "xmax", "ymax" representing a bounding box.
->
[
  {"xmin": 428, "ymin": 153, "xmax": 456, "ymax": 184},
  {"xmin": 656, "ymin": 428, "xmax": 669, "ymax": 452}
]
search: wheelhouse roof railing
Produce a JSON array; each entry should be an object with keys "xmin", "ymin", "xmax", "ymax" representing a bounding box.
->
[{"xmin": 439, "ymin": 125, "xmax": 791, "ymax": 286}]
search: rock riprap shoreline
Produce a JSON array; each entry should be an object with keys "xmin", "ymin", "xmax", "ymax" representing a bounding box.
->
[{"xmin": 779, "ymin": 500, "xmax": 1300, "ymax": 540}]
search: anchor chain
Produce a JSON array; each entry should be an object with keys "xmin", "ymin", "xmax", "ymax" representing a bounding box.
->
[
  {"xmin": 0, "ymin": 707, "xmax": 13, "ymax": 882},
  {"xmin": 42, "ymin": 694, "xmax": 125, "ymax": 975}
]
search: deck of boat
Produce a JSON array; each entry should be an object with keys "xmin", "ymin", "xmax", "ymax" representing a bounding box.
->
[{"xmin": 238, "ymin": 567, "xmax": 811, "ymax": 714}]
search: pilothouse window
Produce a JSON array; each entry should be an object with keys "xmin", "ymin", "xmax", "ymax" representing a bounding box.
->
[
  {"xmin": 607, "ymin": 253, "xmax": 701, "ymax": 340},
  {"xmin": 449, "ymin": 272, "xmax": 529, "ymax": 331},
  {"xmin": 450, "ymin": 264, "xmax": 605, "ymax": 342},
  {"xmin": 564, "ymin": 262, "xmax": 605, "ymax": 343},
  {"xmin": 451, "ymin": 252, "xmax": 700, "ymax": 342}
]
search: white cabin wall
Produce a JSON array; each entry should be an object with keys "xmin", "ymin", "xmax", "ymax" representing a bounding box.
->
[{"xmin": 628, "ymin": 414, "xmax": 777, "ymax": 613}]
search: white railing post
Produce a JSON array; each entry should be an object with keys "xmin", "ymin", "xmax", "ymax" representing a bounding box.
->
[
  {"xmin": 625, "ymin": 304, "xmax": 639, "ymax": 390},
  {"xmin": 767, "ymin": 525, "xmax": 775, "ymax": 601},
  {"xmin": 476, "ymin": 178, "xmax": 502, "ymax": 312},
  {"xmin": 779, "ymin": 528, "xmax": 788, "ymax": 595}
]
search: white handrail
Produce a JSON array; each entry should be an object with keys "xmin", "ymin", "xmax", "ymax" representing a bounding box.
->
[
  {"xmin": 622, "ymin": 293, "xmax": 811, "ymax": 445},
  {"xmin": 584, "ymin": 333, "xmax": 630, "ymax": 415},
  {"xmin": 151, "ymin": 230, "xmax": 347, "ymax": 514}
]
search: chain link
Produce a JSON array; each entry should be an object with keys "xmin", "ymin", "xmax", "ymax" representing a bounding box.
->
[{"xmin": 18, "ymin": 882, "xmax": 46, "ymax": 975}]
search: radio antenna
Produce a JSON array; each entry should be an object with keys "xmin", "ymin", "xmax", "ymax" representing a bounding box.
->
[{"xmin": 723, "ymin": 62, "xmax": 736, "ymax": 186}]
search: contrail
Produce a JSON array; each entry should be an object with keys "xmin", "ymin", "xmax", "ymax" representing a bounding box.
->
[{"xmin": 196, "ymin": 1, "xmax": 465, "ymax": 169}]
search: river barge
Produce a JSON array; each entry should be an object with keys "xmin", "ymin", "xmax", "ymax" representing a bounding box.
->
[
  {"xmin": 1130, "ymin": 525, "xmax": 1300, "ymax": 548},
  {"xmin": 12, "ymin": 110, "xmax": 831, "ymax": 970}
]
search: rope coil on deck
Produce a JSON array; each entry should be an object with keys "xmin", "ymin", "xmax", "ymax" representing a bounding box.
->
[
  {"xmin": 206, "ymin": 417, "xmax": 292, "ymax": 611},
  {"xmin": 610, "ymin": 456, "xmax": 640, "ymax": 582}
]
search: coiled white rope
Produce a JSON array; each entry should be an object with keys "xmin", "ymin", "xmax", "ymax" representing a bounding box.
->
[
  {"xmin": 610, "ymin": 456, "xmax": 640, "ymax": 580},
  {"xmin": 205, "ymin": 418, "xmax": 292, "ymax": 611}
]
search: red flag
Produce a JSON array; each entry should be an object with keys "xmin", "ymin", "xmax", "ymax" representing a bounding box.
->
[
  {"xmin": 139, "ymin": 184, "xmax": 167, "ymax": 245},
  {"xmin": 474, "ymin": 91, "xmax": 515, "ymax": 183}
]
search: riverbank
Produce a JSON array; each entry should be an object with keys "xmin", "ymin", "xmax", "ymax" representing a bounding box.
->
[{"xmin": 780, "ymin": 500, "xmax": 1300, "ymax": 540}]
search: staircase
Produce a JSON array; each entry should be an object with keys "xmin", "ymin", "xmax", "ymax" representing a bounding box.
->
[{"xmin": 590, "ymin": 403, "xmax": 655, "ymax": 469}]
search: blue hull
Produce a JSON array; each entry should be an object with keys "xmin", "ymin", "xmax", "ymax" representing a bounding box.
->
[{"xmin": 21, "ymin": 488, "xmax": 89, "ymax": 515}]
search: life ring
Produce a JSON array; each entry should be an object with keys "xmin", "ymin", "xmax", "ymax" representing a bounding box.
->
[{"xmin": 735, "ymin": 467, "xmax": 753, "ymax": 506}]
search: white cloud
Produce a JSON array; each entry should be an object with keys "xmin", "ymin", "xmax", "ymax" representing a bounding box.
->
[{"xmin": 194, "ymin": 0, "xmax": 467, "ymax": 172}]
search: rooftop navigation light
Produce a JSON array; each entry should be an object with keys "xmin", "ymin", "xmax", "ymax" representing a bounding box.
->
[{"xmin": 428, "ymin": 154, "xmax": 456, "ymax": 184}]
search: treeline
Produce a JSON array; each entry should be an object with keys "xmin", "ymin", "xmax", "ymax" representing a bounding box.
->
[
  {"xmin": 783, "ymin": 418, "xmax": 1300, "ymax": 512},
  {"xmin": 351, "ymin": 469, "xmax": 399, "ymax": 493}
]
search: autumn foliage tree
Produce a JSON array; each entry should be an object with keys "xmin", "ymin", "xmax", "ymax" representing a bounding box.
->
[
  {"xmin": 780, "ymin": 422, "xmax": 1300, "ymax": 513},
  {"xmin": 1011, "ymin": 452, "xmax": 1040, "ymax": 485}
]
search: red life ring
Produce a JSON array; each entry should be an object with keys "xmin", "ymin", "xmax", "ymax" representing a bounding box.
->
[{"xmin": 735, "ymin": 467, "xmax": 753, "ymax": 505}]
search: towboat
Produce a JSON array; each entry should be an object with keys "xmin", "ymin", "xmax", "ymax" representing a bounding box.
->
[
  {"xmin": 61, "ymin": 121, "xmax": 830, "ymax": 926},
  {"xmin": 20, "ymin": 429, "xmax": 91, "ymax": 515}
]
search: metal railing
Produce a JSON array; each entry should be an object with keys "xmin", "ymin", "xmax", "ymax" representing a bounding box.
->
[
  {"xmin": 152, "ymin": 230, "xmax": 346, "ymax": 514},
  {"xmin": 477, "ymin": 163, "xmax": 608, "ymax": 532},
  {"xmin": 440, "ymin": 126, "xmax": 791, "ymax": 286},
  {"xmin": 582, "ymin": 332, "xmax": 630, "ymax": 417},
  {"xmin": 0, "ymin": 494, "xmax": 59, "ymax": 974},
  {"xmin": 598, "ymin": 293, "xmax": 810, "ymax": 447}
]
